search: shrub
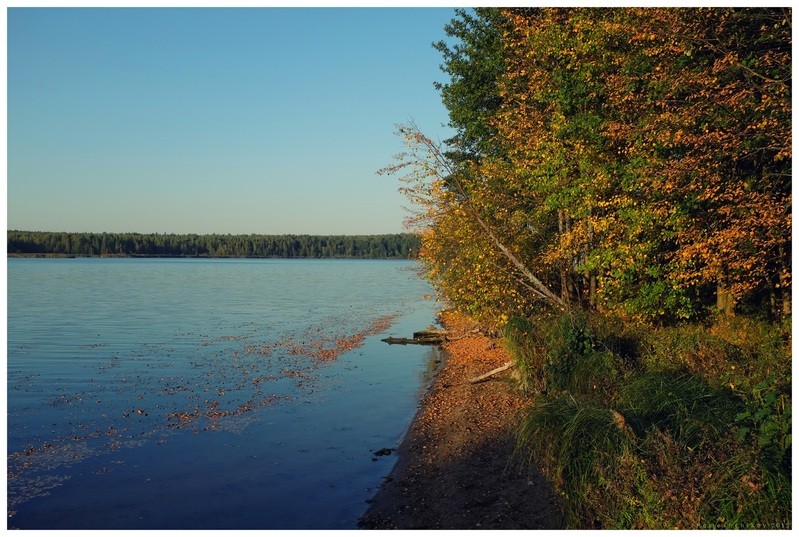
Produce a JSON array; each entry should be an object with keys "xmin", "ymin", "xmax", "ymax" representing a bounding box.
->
[
  {"xmin": 503, "ymin": 316, "xmax": 543, "ymax": 393},
  {"xmin": 530, "ymin": 311, "xmax": 638, "ymax": 401},
  {"xmin": 541, "ymin": 311, "xmax": 594, "ymax": 393}
]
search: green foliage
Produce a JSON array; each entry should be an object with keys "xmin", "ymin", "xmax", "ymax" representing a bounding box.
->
[
  {"xmin": 541, "ymin": 313, "xmax": 606, "ymax": 396},
  {"xmin": 511, "ymin": 311, "xmax": 791, "ymax": 529},
  {"xmin": 709, "ymin": 315, "xmax": 792, "ymax": 392},
  {"xmin": 433, "ymin": 8, "xmax": 508, "ymax": 161},
  {"xmin": 700, "ymin": 450, "xmax": 792, "ymax": 529},
  {"xmin": 618, "ymin": 372, "xmax": 741, "ymax": 447},
  {"xmin": 639, "ymin": 314, "xmax": 791, "ymax": 395},
  {"xmin": 734, "ymin": 376, "xmax": 791, "ymax": 471},
  {"xmin": 419, "ymin": 7, "xmax": 792, "ymax": 528},
  {"xmin": 413, "ymin": 7, "xmax": 791, "ymax": 323},
  {"xmin": 514, "ymin": 311, "xmax": 640, "ymax": 400},
  {"xmin": 7, "ymin": 230, "xmax": 421, "ymax": 259},
  {"xmin": 502, "ymin": 316, "xmax": 542, "ymax": 393},
  {"xmin": 517, "ymin": 394, "xmax": 641, "ymax": 528}
]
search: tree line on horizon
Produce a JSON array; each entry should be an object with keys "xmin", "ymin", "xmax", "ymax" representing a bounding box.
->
[{"xmin": 7, "ymin": 230, "xmax": 421, "ymax": 259}]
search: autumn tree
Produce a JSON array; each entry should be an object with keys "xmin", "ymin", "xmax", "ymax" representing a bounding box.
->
[
  {"xmin": 383, "ymin": 123, "xmax": 567, "ymax": 325},
  {"xmin": 392, "ymin": 7, "xmax": 790, "ymax": 324},
  {"xmin": 602, "ymin": 8, "xmax": 792, "ymax": 318}
]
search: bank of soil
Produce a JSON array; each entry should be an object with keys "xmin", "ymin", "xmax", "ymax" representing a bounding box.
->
[{"xmin": 359, "ymin": 311, "xmax": 563, "ymax": 530}]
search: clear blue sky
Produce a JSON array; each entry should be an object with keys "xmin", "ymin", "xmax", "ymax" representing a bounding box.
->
[{"xmin": 7, "ymin": 7, "xmax": 457, "ymax": 235}]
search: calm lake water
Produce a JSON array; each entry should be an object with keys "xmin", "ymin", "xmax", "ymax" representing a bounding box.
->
[{"xmin": 7, "ymin": 258, "xmax": 441, "ymax": 529}]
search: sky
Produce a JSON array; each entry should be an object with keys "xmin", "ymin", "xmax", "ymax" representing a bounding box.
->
[{"xmin": 6, "ymin": 7, "xmax": 457, "ymax": 235}]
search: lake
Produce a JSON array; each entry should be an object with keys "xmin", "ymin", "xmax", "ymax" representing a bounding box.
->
[{"xmin": 6, "ymin": 257, "xmax": 442, "ymax": 529}]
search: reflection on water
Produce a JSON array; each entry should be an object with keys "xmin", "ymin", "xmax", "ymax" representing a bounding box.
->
[{"xmin": 7, "ymin": 258, "xmax": 440, "ymax": 529}]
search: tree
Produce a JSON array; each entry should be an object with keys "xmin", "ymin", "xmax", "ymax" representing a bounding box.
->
[
  {"xmin": 382, "ymin": 122, "xmax": 567, "ymax": 326},
  {"xmin": 605, "ymin": 8, "xmax": 791, "ymax": 317},
  {"xmin": 433, "ymin": 8, "xmax": 509, "ymax": 162},
  {"xmin": 393, "ymin": 7, "xmax": 791, "ymax": 324}
]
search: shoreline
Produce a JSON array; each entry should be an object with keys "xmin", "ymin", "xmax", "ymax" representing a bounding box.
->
[{"xmin": 359, "ymin": 310, "xmax": 563, "ymax": 530}]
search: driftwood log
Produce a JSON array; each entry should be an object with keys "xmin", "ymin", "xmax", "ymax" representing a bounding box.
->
[
  {"xmin": 469, "ymin": 361, "xmax": 515, "ymax": 384},
  {"xmin": 381, "ymin": 330, "xmax": 447, "ymax": 345},
  {"xmin": 383, "ymin": 327, "xmax": 517, "ymax": 385}
]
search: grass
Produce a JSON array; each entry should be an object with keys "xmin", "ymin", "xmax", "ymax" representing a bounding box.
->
[
  {"xmin": 510, "ymin": 310, "xmax": 792, "ymax": 529},
  {"xmin": 517, "ymin": 394, "xmax": 640, "ymax": 528},
  {"xmin": 503, "ymin": 316, "xmax": 544, "ymax": 393},
  {"xmin": 617, "ymin": 371, "xmax": 741, "ymax": 446}
]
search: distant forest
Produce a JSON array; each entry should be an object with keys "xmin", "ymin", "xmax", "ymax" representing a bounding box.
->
[{"xmin": 7, "ymin": 230, "xmax": 421, "ymax": 259}]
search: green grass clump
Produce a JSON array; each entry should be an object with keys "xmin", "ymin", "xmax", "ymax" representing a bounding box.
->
[
  {"xmin": 618, "ymin": 371, "xmax": 742, "ymax": 447},
  {"xmin": 516, "ymin": 394, "xmax": 641, "ymax": 528},
  {"xmin": 508, "ymin": 311, "xmax": 791, "ymax": 529}
]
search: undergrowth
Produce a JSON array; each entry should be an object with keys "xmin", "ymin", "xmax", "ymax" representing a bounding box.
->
[{"xmin": 506, "ymin": 311, "xmax": 791, "ymax": 529}]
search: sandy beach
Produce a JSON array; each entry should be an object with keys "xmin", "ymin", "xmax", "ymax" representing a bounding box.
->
[{"xmin": 359, "ymin": 311, "xmax": 563, "ymax": 530}]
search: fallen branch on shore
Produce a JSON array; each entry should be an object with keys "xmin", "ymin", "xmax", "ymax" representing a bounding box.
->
[
  {"xmin": 381, "ymin": 325, "xmax": 489, "ymax": 346},
  {"xmin": 381, "ymin": 330, "xmax": 447, "ymax": 345},
  {"xmin": 469, "ymin": 361, "xmax": 515, "ymax": 384}
]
